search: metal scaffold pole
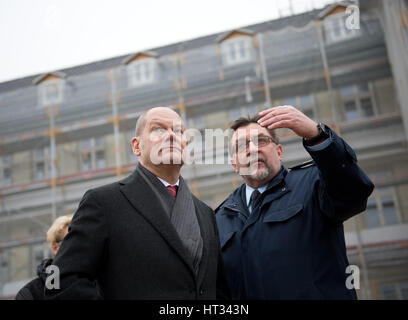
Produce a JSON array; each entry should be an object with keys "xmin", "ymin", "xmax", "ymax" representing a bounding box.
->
[
  {"xmin": 49, "ymin": 105, "xmax": 57, "ymax": 221},
  {"xmin": 257, "ymin": 33, "xmax": 272, "ymax": 108},
  {"xmin": 353, "ymin": 218, "xmax": 372, "ymax": 299},
  {"xmin": 316, "ymin": 20, "xmax": 340, "ymax": 132},
  {"xmin": 110, "ymin": 68, "xmax": 122, "ymax": 178}
]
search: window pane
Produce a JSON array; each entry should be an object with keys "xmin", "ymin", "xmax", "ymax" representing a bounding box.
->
[
  {"xmin": 357, "ymin": 83, "xmax": 369, "ymax": 94},
  {"xmin": 400, "ymin": 283, "xmax": 408, "ymax": 300},
  {"xmin": 239, "ymin": 41, "xmax": 247, "ymax": 59},
  {"xmin": 245, "ymin": 105, "xmax": 258, "ymax": 116},
  {"xmin": 361, "ymin": 98, "xmax": 374, "ymax": 117},
  {"xmin": 365, "ymin": 198, "xmax": 381, "ymax": 228},
  {"xmin": 332, "ymin": 19, "xmax": 342, "ymax": 37},
  {"xmin": 382, "ymin": 285, "xmax": 398, "ymax": 300},
  {"xmin": 228, "ymin": 44, "xmax": 236, "ymax": 61},
  {"xmin": 229, "ymin": 108, "xmax": 241, "ymax": 121},
  {"xmin": 144, "ymin": 62, "xmax": 150, "ymax": 80},
  {"xmin": 303, "ymin": 108, "xmax": 315, "ymax": 120},
  {"xmin": 81, "ymin": 152, "xmax": 91, "ymax": 172},
  {"xmin": 35, "ymin": 162, "xmax": 45, "ymax": 180},
  {"xmin": 194, "ymin": 115, "xmax": 204, "ymax": 127},
  {"xmin": 283, "ymin": 97, "xmax": 297, "ymax": 106},
  {"xmin": 80, "ymin": 139, "xmax": 92, "ymax": 150},
  {"xmin": 382, "ymin": 196, "xmax": 399, "ymax": 225},
  {"xmin": 44, "ymin": 83, "xmax": 60, "ymax": 102},
  {"xmin": 299, "ymin": 94, "xmax": 313, "ymax": 106},
  {"xmin": 34, "ymin": 148, "xmax": 45, "ymax": 160},
  {"xmin": 340, "ymin": 86, "xmax": 354, "ymax": 97},
  {"xmin": 2, "ymin": 155, "xmax": 11, "ymax": 166},
  {"xmin": 345, "ymin": 101, "xmax": 359, "ymax": 121},
  {"xmin": 3, "ymin": 168, "xmax": 12, "ymax": 186},
  {"xmin": 95, "ymin": 137, "xmax": 104, "ymax": 148},
  {"xmin": 96, "ymin": 150, "xmax": 106, "ymax": 169}
]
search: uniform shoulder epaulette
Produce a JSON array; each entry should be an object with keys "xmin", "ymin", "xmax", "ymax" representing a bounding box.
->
[
  {"xmin": 288, "ymin": 159, "xmax": 315, "ymax": 171},
  {"xmin": 214, "ymin": 198, "xmax": 227, "ymax": 214}
]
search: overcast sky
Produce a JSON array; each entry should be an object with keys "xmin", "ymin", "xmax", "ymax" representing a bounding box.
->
[{"xmin": 0, "ymin": 0, "xmax": 335, "ymax": 83}]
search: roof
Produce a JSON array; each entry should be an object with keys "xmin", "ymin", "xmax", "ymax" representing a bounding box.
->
[{"xmin": 0, "ymin": 7, "xmax": 325, "ymax": 94}]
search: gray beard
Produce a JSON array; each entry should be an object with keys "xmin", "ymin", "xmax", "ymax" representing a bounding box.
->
[{"xmin": 249, "ymin": 163, "xmax": 271, "ymax": 181}]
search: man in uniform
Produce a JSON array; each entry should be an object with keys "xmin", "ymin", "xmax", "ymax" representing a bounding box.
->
[{"xmin": 216, "ymin": 105, "xmax": 374, "ymax": 299}]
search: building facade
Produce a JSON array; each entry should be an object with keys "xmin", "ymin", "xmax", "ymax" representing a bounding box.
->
[{"xmin": 0, "ymin": 1, "xmax": 407, "ymax": 299}]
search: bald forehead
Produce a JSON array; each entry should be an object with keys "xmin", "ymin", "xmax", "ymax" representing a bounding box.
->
[{"xmin": 146, "ymin": 107, "xmax": 181, "ymax": 120}]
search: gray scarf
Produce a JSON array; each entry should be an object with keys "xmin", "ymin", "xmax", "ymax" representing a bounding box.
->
[{"xmin": 137, "ymin": 163, "xmax": 203, "ymax": 275}]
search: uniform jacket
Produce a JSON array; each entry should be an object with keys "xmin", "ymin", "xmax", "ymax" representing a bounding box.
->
[
  {"xmin": 45, "ymin": 164, "xmax": 230, "ymax": 300},
  {"xmin": 215, "ymin": 128, "xmax": 374, "ymax": 300}
]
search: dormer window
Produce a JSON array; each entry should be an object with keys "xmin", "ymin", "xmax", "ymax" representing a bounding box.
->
[
  {"xmin": 217, "ymin": 29, "xmax": 254, "ymax": 67},
  {"xmin": 40, "ymin": 79, "xmax": 64, "ymax": 105},
  {"xmin": 33, "ymin": 72, "xmax": 65, "ymax": 107},
  {"xmin": 319, "ymin": 4, "xmax": 360, "ymax": 44},
  {"xmin": 127, "ymin": 59, "xmax": 156, "ymax": 87},
  {"xmin": 122, "ymin": 52, "xmax": 158, "ymax": 88},
  {"xmin": 222, "ymin": 36, "xmax": 253, "ymax": 66},
  {"xmin": 324, "ymin": 13, "xmax": 358, "ymax": 43}
]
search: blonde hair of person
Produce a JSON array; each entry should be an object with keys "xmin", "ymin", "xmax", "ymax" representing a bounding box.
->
[{"xmin": 46, "ymin": 214, "xmax": 73, "ymax": 254}]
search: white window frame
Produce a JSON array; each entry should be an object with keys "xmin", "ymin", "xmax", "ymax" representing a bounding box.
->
[
  {"xmin": 221, "ymin": 36, "xmax": 253, "ymax": 66},
  {"xmin": 39, "ymin": 79, "xmax": 64, "ymax": 106},
  {"xmin": 324, "ymin": 13, "xmax": 360, "ymax": 43},
  {"xmin": 79, "ymin": 137, "xmax": 106, "ymax": 172},
  {"xmin": 32, "ymin": 147, "xmax": 51, "ymax": 181},
  {"xmin": 340, "ymin": 83, "xmax": 378, "ymax": 122},
  {"xmin": 364, "ymin": 186, "xmax": 402, "ymax": 229},
  {"xmin": 0, "ymin": 155, "xmax": 12, "ymax": 187},
  {"xmin": 127, "ymin": 58, "xmax": 157, "ymax": 87}
]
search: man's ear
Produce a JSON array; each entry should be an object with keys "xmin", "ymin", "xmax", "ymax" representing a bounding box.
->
[
  {"xmin": 276, "ymin": 144, "xmax": 283, "ymax": 161},
  {"xmin": 230, "ymin": 157, "xmax": 238, "ymax": 173},
  {"xmin": 132, "ymin": 137, "xmax": 141, "ymax": 156}
]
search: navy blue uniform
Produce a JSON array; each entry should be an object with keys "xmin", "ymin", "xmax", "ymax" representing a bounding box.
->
[{"xmin": 215, "ymin": 128, "xmax": 374, "ymax": 299}]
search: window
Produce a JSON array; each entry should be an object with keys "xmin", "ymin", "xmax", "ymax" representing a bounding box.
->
[
  {"xmin": 221, "ymin": 36, "xmax": 253, "ymax": 66},
  {"xmin": 1, "ymin": 155, "xmax": 12, "ymax": 187},
  {"xmin": 364, "ymin": 187, "xmax": 400, "ymax": 229},
  {"xmin": 39, "ymin": 80, "xmax": 64, "ymax": 106},
  {"xmin": 340, "ymin": 83, "xmax": 376, "ymax": 122},
  {"xmin": 79, "ymin": 137, "xmax": 106, "ymax": 172},
  {"xmin": 324, "ymin": 13, "xmax": 359, "ymax": 43},
  {"xmin": 189, "ymin": 115, "xmax": 204, "ymax": 129},
  {"xmin": 282, "ymin": 94, "xmax": 316, "ymax": 120},
  {"xmin": 127, "ymin": 58, "xmax": 157, "ymax": 87},
  {"xmin": 31, "ymin": 245, "xmax": 45, "ymax": 276},
  {"xmin": 33, "ymin": 147, "xmax": 51, "ymax": 180},
  {"xmin": 229, "ymin": 108, "xmax": 242, "ymax": 121},
  {"xmin": 0, "ymin": 255, "xmax": 8, "ymax": 286},
  {"xmin": 380, "ymin": 283, "xmax": 408, "ymax": 300},
  {"xmin": 243, "ymin": 105, "xmax": 259, "ymax": 117}
]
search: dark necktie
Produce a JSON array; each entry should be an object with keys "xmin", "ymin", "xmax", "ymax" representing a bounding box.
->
[
  {"xmin": 249, "ymin": 189, "xmax": 261, "ymax": 213},
  {"xmin": 167, "ymin": 185, "xmax": 178, "ymax": 198}
]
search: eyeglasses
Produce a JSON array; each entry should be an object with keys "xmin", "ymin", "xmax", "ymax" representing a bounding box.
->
[{"xmin": 234, "ymin": 136, "xmax": 275, "ymax": 153}]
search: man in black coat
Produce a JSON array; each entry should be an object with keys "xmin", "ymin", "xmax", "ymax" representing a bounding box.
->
[
  {"xmin": 216, "ymin": 106, "xmax": 374, "ymax": 299},
  {"xmin": 45, "ymin": 106, "xmax": 230, "ymax": 300}
]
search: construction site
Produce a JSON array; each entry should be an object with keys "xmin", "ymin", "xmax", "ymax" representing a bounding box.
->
[{"xmin": 0, "ymin": 0, "xmax": 408, "ymax": 299}]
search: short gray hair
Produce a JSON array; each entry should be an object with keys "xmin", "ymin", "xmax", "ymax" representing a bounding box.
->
[{"xmin": 135, "ymin": 110, "xmax": 149, "ymax": 137}]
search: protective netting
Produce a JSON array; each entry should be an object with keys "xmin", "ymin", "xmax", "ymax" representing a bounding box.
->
[{"xmin": 0, "ymin": 1, "xmax": 407, "ymax": 299}]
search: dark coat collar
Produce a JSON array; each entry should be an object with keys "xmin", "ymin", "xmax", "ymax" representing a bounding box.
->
[{"xmin": 119, "ymin": 164, "xmax": 210, "ymax": 284}]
